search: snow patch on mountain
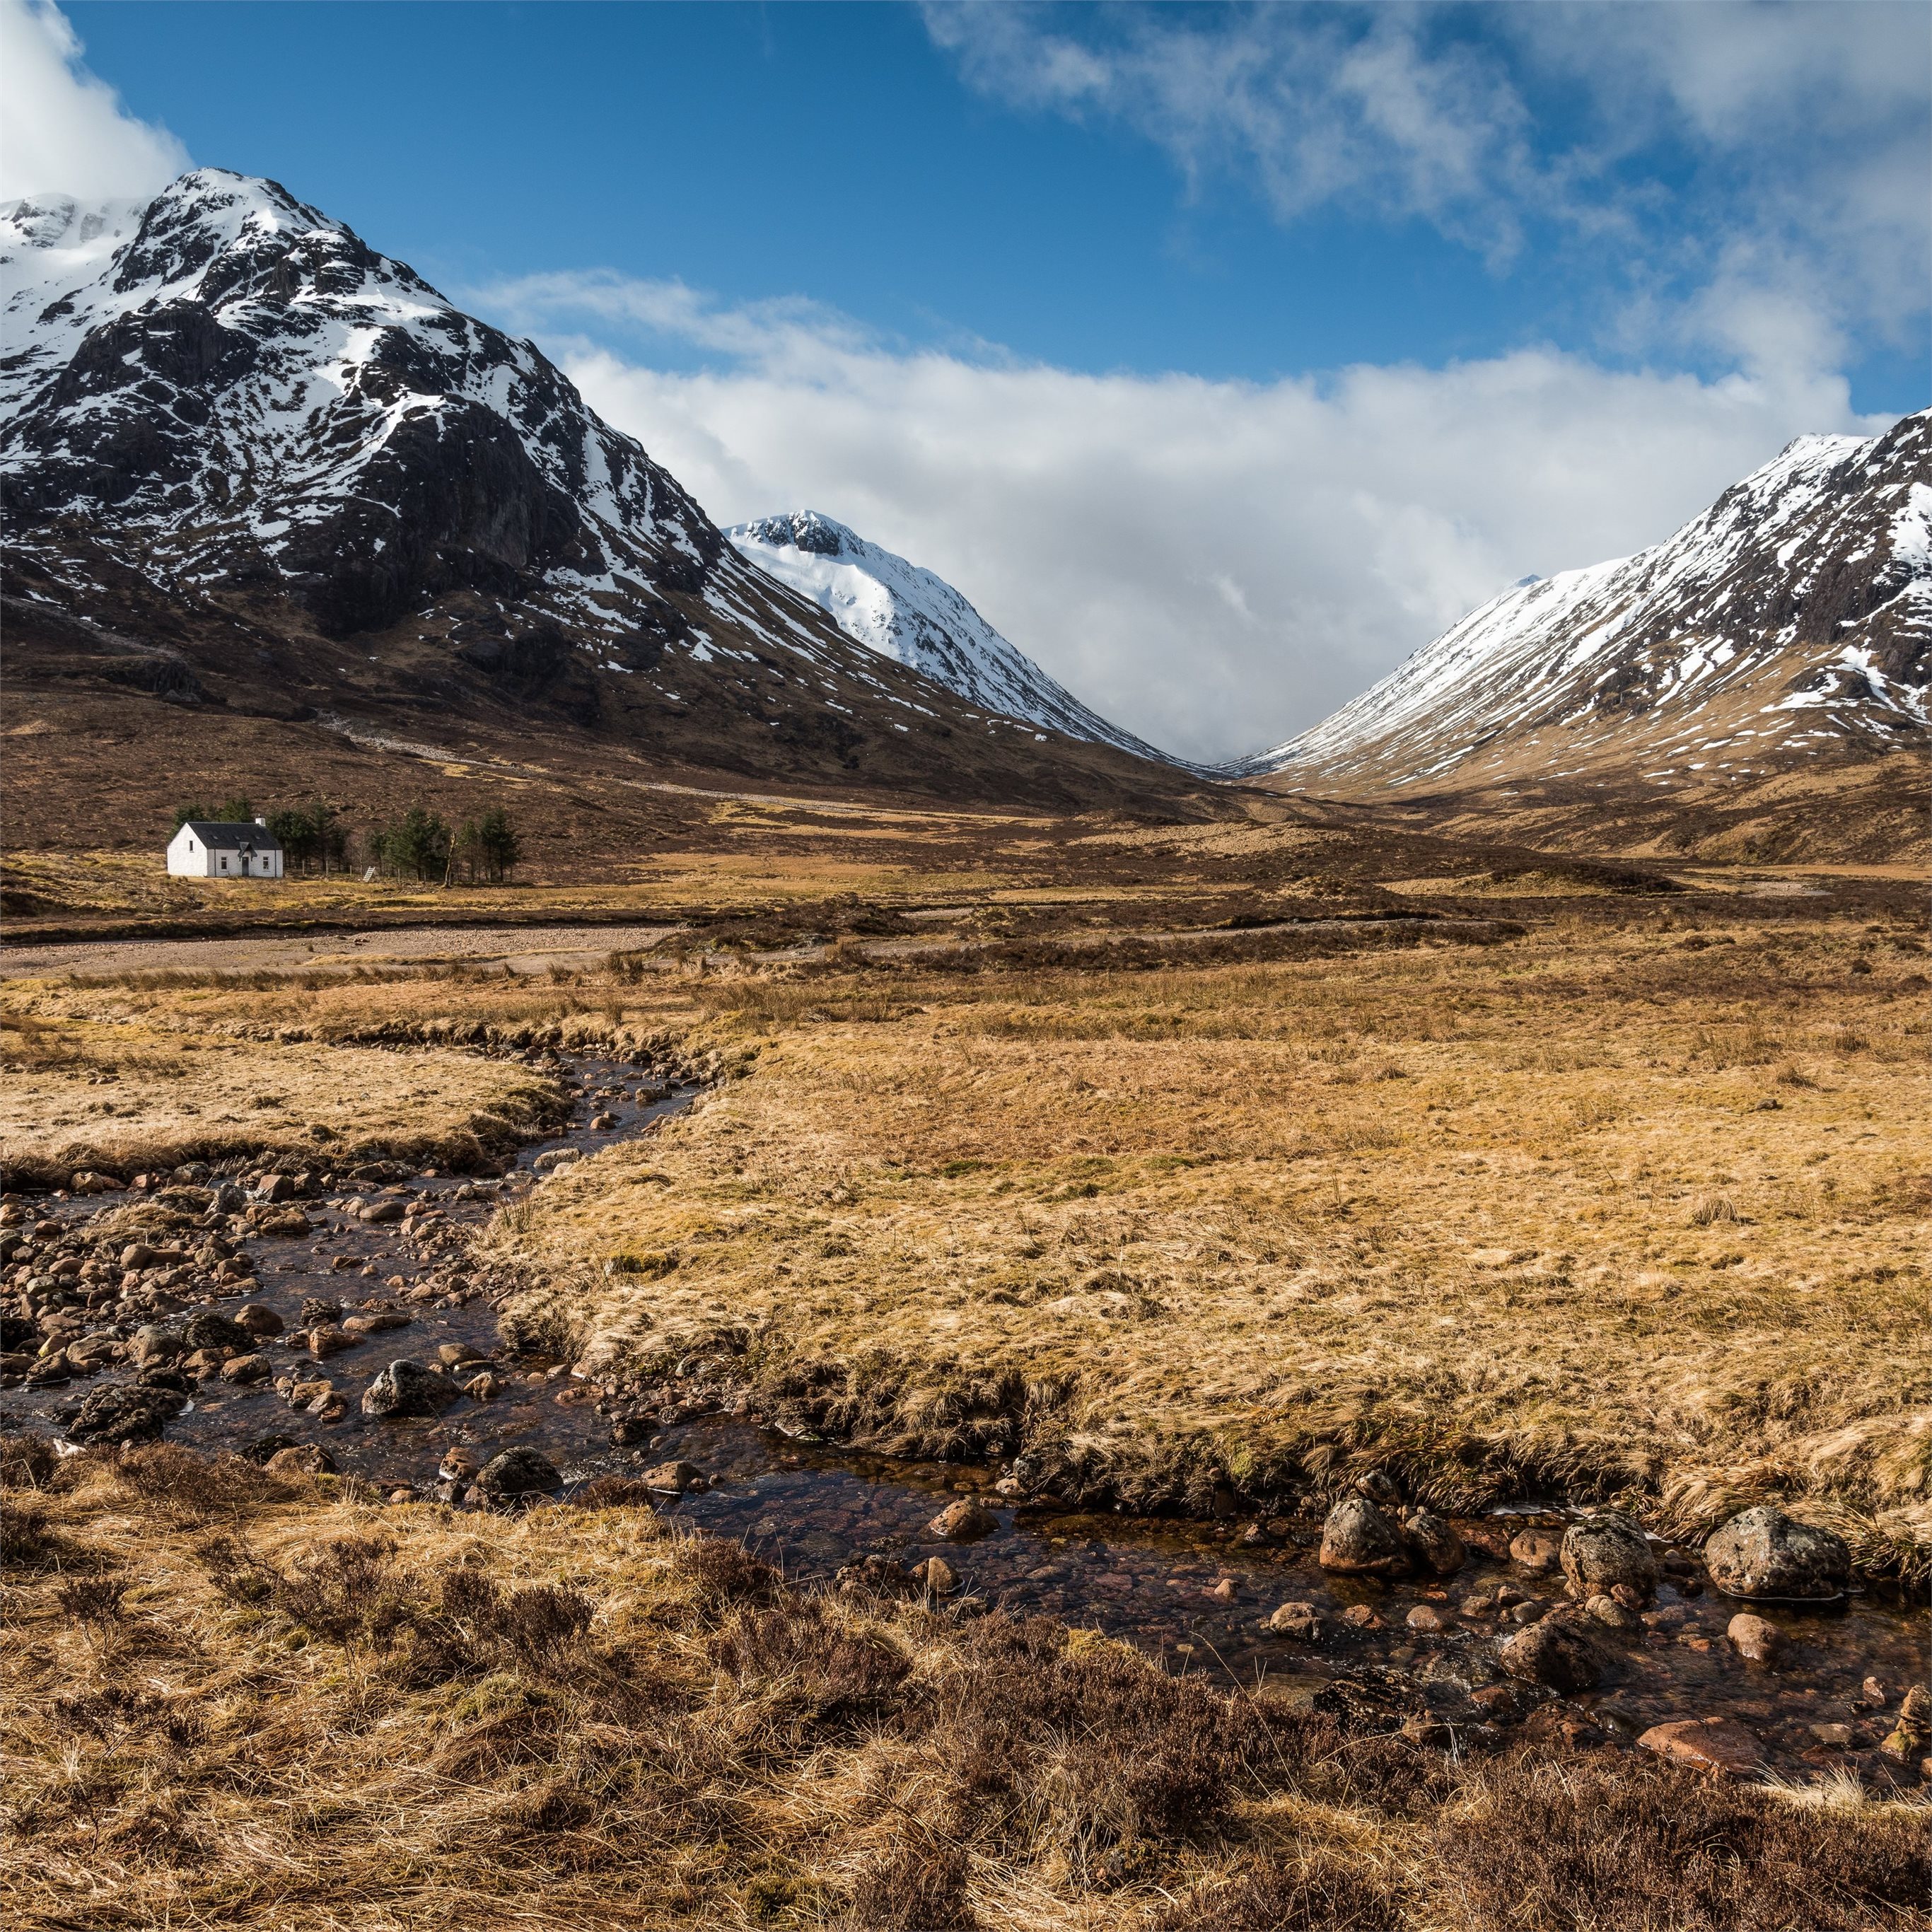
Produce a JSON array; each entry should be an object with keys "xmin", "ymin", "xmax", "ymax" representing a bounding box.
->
[
  {"xmin": 728, "ymin": 511, "xmax": 1183, "ymax": 765},
  {"xmin": 1228, "ymin": 417, "xmax": 1931, "ymax": 787}
]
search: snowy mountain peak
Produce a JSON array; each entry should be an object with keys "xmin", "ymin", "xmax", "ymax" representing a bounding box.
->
[
  {"xmin": 728, "ymin": 511, "xmax": 1183, "ymax": 766},
  {"xmin": 1231, "ymin": 409, "xmax": 1931, "ymax": 790}
]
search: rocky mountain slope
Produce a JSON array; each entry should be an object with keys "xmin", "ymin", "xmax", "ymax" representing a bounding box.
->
[
  {"xmin": 1233, "ymin": 412, "xmax": 1931, "ymax": 793},
  {"xmin": 728, "ymin": 511, "xmax": 1179, "ymax": 765},
  {"xmin": 0, "ymin": 170, "xmax": 1197, "ymax": 821}
]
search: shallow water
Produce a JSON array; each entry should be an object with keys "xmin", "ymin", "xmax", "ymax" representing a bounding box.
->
[{"xmin": 4, "ymin": 1051, "xmax": 1924, "ymax": 1786}]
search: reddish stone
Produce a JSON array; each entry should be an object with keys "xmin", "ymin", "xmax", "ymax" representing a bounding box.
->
[{"xmin": 1638, "ymin": 1717, "xmax": 1764, "ymax": 1777}]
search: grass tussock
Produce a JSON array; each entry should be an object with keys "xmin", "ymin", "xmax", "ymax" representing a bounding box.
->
[{"xmin": 2, "ymin": 1442, "xmax": 1925, "ymax": 1931}]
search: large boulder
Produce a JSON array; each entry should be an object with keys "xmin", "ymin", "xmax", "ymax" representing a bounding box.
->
[
  {"xmin": 1702, "ymin": 1506, "xmax": 1851, "ymax": 1601},
  {"xmin": 475, "ymin": 1447, "xmax": 562, "ymax": 1499},
  {"xmin": 1318, "ymin": 1496, "xmax": 1410, "ymax": 1578},
  {"xmin": 1560, "ymin": 1513, "xmax": 1658, "ymax": 1602},
  {"xmin": 359, "ymin": 1359, "xmax": 458, "ymax": 1419},
  {"xmin": 1498, "ymin": 1609, "xmax": 1605, "ymax": 1692},
  {"xmin": 67, "ymin": 1381, "xmax": 188, "ymax": 1445}
]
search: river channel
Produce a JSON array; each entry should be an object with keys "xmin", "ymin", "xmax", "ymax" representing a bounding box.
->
[{"xmin": 3, "ymin": 1049, "xmax": 1924, "ymax": 1787}]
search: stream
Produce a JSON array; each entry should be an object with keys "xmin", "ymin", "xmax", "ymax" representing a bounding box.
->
[{"xmin": 3, "ymin": 1049, "xmax": 1924, "ymax": 1787}]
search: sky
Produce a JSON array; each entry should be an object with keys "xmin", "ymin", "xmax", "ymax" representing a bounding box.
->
[{"xmin": 1, "ymin": 0, "xmax": 1926, "ymax": 762}]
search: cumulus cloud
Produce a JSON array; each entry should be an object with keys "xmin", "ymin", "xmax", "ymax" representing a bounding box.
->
[
  {"xmin": 482, "ymin": 272, "xmax": 1885, "ymax": 762},
  {"xmin": 0, "ymin": 0, "xmax": 187, "ymax": 204}
]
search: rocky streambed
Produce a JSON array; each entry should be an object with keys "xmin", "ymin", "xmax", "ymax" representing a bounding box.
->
[{"xmin": 2, "ymin": 1050, "xmax": 1926, "ymax": 1791}]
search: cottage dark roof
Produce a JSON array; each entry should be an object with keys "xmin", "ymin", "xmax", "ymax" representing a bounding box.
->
[{"xmin": 178, "ymin": 821, "xmax": 283, "ymax": 849}]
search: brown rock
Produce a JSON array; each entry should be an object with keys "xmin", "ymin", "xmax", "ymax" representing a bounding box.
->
[
  {"xmin": 1341, "ymin": 1603, "xmax": 1383, "ymax": 1630},
  {"xmin": 1407, "ymin": 1603, "xmax": 1448, "ymax": 1633},
  {"xmin": 264, "ymin": 1443, "xmax": 337, "ymax": 1475},
  {"xmin": 233, "ymin": 1303, "xmax": 285, "ymax": 1337},
  {"xmin": 1726, "ymin": 1612, "xmax": 1784, "ymax": 1663},
  {"xmin": 1509, "ymin": 1527, "xmax": 1563, "ymax": 1573},
  {"xmin": 929, "ymin": 1497, "xmax": 997, "ymax": 1541},
  {"xmin": 911, "ymin": 1555, "xmax": 959, "ymax": 1595},
  {"xmin": 1404, "ymin": 1508, "xmax": 1467, "ymax": 1576},
  {"xmin": 1561, "ymin": 1513, "xmax": 1658, "ymax": 1602},
  {"xmin": 1265, "ymin": 1600, "xmax": 1325, "ymax": 1641},
  {"xmin": 219, "ymin": 1353, "xmax": 272, "ymax": 1383},
  {"xmin": 1639, "ymin": 1717, "xmax": 1764, "ymax": 1777},
  {"xmin": 641, "ymin": 1459, "xmax": 711, "ymax": 1494},
  {"xmin": 1499, "ymin": 1610, "xmax": 1605, "ymax": 1692},
  {"xmin": 1319, "ymin": 1496, "xmax": 1410, "ymax": 1577},
  {"xmin": 308, "ymin": 1325, "xmax": 357, "ymax": 1357},
  {"xmin": 1585, "ymin": 1593, "xmax": 1643, "ymax": 1632}
]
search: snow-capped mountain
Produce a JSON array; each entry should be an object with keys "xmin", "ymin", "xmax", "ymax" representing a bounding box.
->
[
  {"xmin": 1232, "ymin": 412, "xmax": 1931, "ymax": 789},
  {"xmin": 728, "ymin": 511, "xmax": 1177, "ymax": 765},
  {"xmin": 0, "ymin": 171, "xmax": 1182, "ymax": 808}
]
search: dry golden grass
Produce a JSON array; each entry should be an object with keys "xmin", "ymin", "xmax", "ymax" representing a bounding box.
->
[
  {"xmin": 4, "ymin": 1443, "xmax": 1924, "ymax": 1932},
  {"xmin": 0, "ymin": 979, "xmax": 565, "ymax": 1181},
  {"xmin": 481, "ymin": 920, "xmax": 1931, "ymax": 1573}
]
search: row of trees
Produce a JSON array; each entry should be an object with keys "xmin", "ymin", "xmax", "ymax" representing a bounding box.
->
[
  {"xmin": 173, "ymin": 796, "xmax": 522, "ymax": 883},
  {"xmin": 367, "ymin": 805, "xmax": 523, "ymax": 883}
]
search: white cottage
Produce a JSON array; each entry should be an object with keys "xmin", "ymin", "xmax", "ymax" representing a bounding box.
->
[{"xmin": 167, "ymin": 818, "xmax": 284, "ymax": 880}]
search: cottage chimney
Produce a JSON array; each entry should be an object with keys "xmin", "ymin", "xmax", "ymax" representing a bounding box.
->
[{"xmin": 255, "ymin": 816, "xmax": 269, "ymax": 827}]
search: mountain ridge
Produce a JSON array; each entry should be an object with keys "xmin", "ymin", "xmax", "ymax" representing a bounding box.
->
[
  {"xmin": 728, "ymin": 509, "xmax": 1189, "ymax": 768},
  {"xmin": 0, "ymin": 170, "xmax": 1206, "ymax": 822},
  {"xmin": 1230, "ymin": 414, "xmax": 1931, "ymax": 792}
]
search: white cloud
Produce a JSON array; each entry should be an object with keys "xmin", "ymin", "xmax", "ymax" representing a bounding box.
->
[
  {"xmin": 0, "ymin": 0, "xmax": 187, "ymax": 204},
  {"xmin": 924, "ymin": 2, "xmax": 1931, "ymax": 374},
  {"xmin": 482, "ymin": 272, "xmax": 1887, "ymax": 763}
]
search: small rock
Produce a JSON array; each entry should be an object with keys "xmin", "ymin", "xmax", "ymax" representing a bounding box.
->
[
  {"xmin": 1810, "ymin": 1723, "xmax": 1854, "ymax": 1748},
  {"xmin": 233, "ymin": 1303, "xmax": 285, "ymax": 1337},
  {"xmin": 438, "ymin": 1448, "xmax": 480, "ymax": 1481},
  {"xmin": 929, "ymin": 1497, "xmax": 997, "ymax": 1541},
  {"xmin": 438, "ymin": 1342, "xmax": 489, "ymax": 1368},
  {"xmin": 264, "ymin": 1443, "xmax": 337, "ymax": 1475},
  {"xmin": 1459, "ymin": 1593, "xmax": 1495, "ymax": 1618},
  {"xmin": 181, "ymin": 1348, "xmax": 228, "ymax": 1378},
  {"xmin": 342, "ymin": 1310, "xmax": 411, "ymax": 1337},
  {"xmin": 1499, "ymin": 1610, "xmax": 1605, "ymax": 1692},
  {"xmin": 1355, "ymin": 1470, "xmax": 1402, "ymax": 1506},
  {"xmin": 1506, "ymin": 1599, "xmax": 1548, "ymax": 1625},
  {"xmin": 1318, "ymin": 1496, "xmax": 1410, "ymax": 1577},
  {"xmin": 609, "ymin": 1412, "xmax": 655, "ymax": 1445},
  {"xmin": 1726, "ymin": 1612, "xmax": 1784, "ymax": 1663},
  {"xmin": 219, "ymin": 1353, "xmax": 272, "ymax": 1384},
  {"xmin": 1403, "ymin": 1508, "xmax": 1467, "ymax": 1576},
  {"xmin": 1235, "ymin": 1520, "xmax": 1276, "ymax": 1548},
  {"xmin": 1585, "ymin": 1593, "xmax": 1643, "ymax": 1632},
  {"xmin": 1340, "ymin": 1603, "xmax": 1383, "ymax": 1630},
  {"xmin": 182, "ymin": 1310, "xmax": 251, "ymax": 1354},
  {"xmin": 463, "ymin": 1371, "xmax": 504, "ymax": 1402},
  {"xmin": 359, "ymin": 1199, "xmax": 407, "ymax": 1224},
  {"xmin": 308, "ymin": 1325, "xmax": 357, "ymax": 1357},
  {"xmin": 1638, "ymin": 1716, "xmax": 1764, "ymax": 1777},
  {"xmin": 1702, "ymin": 1506, "xmax": 1851, "ymax": 1601},
  {"xmin": 912, "ymin": 1554, "xmax": 960, "ymax": 1595},
  {"xmin": 641, "ymin": 1459, "xmax": 711, "ymax": 1494},
  {"xmin": 360, "ymin": 1358, "xmax": 458, "ymax": 1419},
  {"xmin": 1561, "ymin": 1513, "xmax": 1658, "ymax": 1602},
  {"xmin": 475, "ymin": 1446, "xmax": 563, "ymax": 1499},
  {"xmin": 300, "ymin": 1298, "xmax": 343, "ymax": 1327},
  {"xmin": 1861, "ymin": 1675, "xmax": 1888, "ymax": 1707},
  {"xmin": 1207, "ymin": 1576, "xmax": 1238, "ymax": 1602},
  {"xmin": 1508, "ymin": 1528, "xmax": 1563, "ymax": 1573},
  {"xmin": 1878, "ymin": 1684, "xmax": 1931, "ymax": 1761},
  {"xmin": 1407, "ymin": 1603, "xmax": 1448, "ymax": 1633},
  {"xmin": 129, "ymin": 1325, "xmax": 182, "ymax": 1366},
  {"xmin": 1266, "ymin": 1600, "xmax": 1325, "ymax": 1641}
]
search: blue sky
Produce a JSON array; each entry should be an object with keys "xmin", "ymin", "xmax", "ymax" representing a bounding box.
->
[
  {"xmin": 53, "ymin": 1, "xmax": 1929, "ymax": 410},
  {"xmin": 6, "ymin": 1, "xmax": 1928, "ymax": 756}
]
